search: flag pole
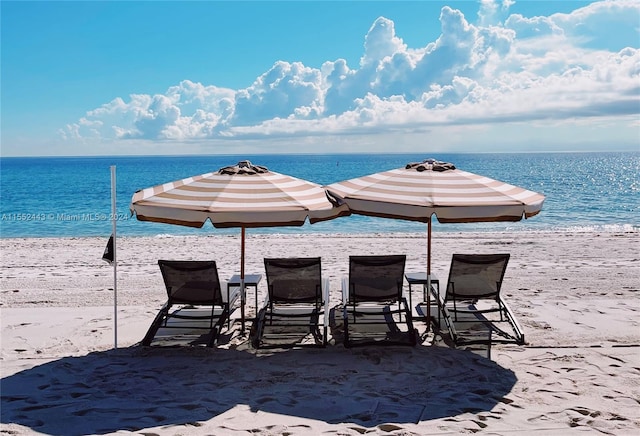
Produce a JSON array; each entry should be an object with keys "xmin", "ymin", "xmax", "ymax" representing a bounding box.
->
[{"xmin": 110, "ymin": 165, "xmax": 118, "ymax": 349}]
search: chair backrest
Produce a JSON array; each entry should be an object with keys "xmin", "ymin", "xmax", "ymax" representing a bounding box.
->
[
  {"xmin": 445, "ymin": 254, "xmax": 510, "ymax": 302},
  {"xmin": 158, "ymin": 260, "xmax": 223, "ymax": 305},
  {"xmin": 264, "ymin": 257, "xmax": 322, "ymax": 303},
  {"xmin": 348, "ymin": 255, "xmax": 406, "ymax": 303}
]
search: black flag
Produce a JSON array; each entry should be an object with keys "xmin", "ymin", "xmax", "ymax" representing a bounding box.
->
[{"xmin": 102, "ymin": 234, "xmax": 114, "ymax": 264}]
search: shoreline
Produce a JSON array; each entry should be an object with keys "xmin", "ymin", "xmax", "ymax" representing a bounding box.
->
[
  {"xmin": 2, "ymin": 231, "xmax": 639, "ymax": 435},
  {"xmin": 1, "ymin": 223, "xmax": 638, "ymax": 241}
]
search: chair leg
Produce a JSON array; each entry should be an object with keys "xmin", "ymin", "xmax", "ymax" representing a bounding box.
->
[
  {"xmin": 207, "ymin": 306, "xmax": 230, "ymax": 347},
  {"xmin": 402, "ymin": 298, "xmax": 417, "ymax": 346},
  {"xmin": 206, "ymin": 313, "xmax": 225, "ymax": 348},
  {"xmin": 343, "ymin": 306, "xmax": 351, "ymax": 348},
  {"xmin": 142, "ymin": 306, "xmax": 169, "ymax": 346},
  {"xmin": 252, "ymin": 304, "xmax": 266, "ymax": 349}
]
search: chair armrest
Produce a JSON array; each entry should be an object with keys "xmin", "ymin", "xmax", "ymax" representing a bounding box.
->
[
  {"xmin": 341, "ymin": 277, "xmax": 348, "ymax": 304},
  {"xmin": 431, "ymin": 278, "xmax": 444, "ymax": 306},
  {"xmin": 222, "ymin": 281, "xmax": 242, "ymax": 305},
  {"xmin": 322, "ymin": 277, "xmax": 330, "ymax": 325}
]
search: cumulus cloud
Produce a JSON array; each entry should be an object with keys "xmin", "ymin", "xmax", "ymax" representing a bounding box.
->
[
  {"xmin": 233, "ymin": 61, "xmax": 324, "ymax": 125},
  {"xmin": 63, "ymin": 0, "xmax": 640, "ymax": 148}
]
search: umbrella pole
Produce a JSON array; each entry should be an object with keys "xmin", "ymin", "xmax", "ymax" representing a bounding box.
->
[
  {"xmin": 241, "ymin": 227, "xmax": 246, "ymax": 279},
  {"xmin": 240, "ymin": 227, "xmax": 246, "ymax": 334},
  {"xmin": 427, "ymin": 218, "xmax": 432, "ymax": 331},
  {"xmin": 427, "ymin": 218, "xmax": 432, "ymax": 278}
]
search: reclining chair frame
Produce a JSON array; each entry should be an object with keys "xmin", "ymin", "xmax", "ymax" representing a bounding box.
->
[
  {"xmin": 342, "ymin": 255, "xmax": 416, "ymax": 347},
  {"xmin": 256, "ymin": 257, "xmax": 329, "ymax": 348},
  {"xmin": 439, "ymin": 253, "xmax": 525, "ymax": 346},
  {"xmin": 142, "ymin": 260, "xmax": 238, "ymax": 348}
]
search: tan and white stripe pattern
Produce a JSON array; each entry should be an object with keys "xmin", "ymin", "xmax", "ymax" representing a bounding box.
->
[
  {"xmin": 130, "ymin": 163, "xmax": 349, "ymax": 228},
  {"xmin": 325, "ymin": 162, "xmax": 545, "ymax": 223}
]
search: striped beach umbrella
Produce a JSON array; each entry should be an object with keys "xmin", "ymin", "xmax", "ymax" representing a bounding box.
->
[
  {"xmin": 131, "ymin": 160, "xmax": 347, "ymax": 230},
  {"xmin": 325, "ymin": 158, "xmax": 545, "ymax": 295},
  {"xmin": 130, "ymin": 160, "xmax": 349, "ymax": 329}
]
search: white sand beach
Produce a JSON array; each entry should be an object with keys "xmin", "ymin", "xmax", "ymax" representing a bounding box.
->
[{"xmin": 1, "ymin": 231, "xmax": 639, "ymax": 435}]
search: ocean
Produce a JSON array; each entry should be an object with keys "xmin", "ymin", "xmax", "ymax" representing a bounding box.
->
[{"xmin": 0, "ymin": 152, "xmax": 638, "ymax": 238}]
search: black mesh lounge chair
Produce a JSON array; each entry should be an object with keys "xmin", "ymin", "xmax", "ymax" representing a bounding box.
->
[
  {"xmin": 142, "ymin": 260, "xmax": 240, "ymax": 347},
  {"xmin": 439, "ymin": 254, "xmax": 525, "ymax": 346},
  {"xmin": 255, "ymin": 257, "xmax": 328, "ymax": 348},
  {"xmin": 342, "ymin": 255, "xmax": 416, "ymax": 347}
]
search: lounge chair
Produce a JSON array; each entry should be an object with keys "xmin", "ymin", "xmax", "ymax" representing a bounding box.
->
[
  {"xmin": 342, "ymin": 255, "xmax": 416, "ymax": 347},
  {"xmin": 254, "ymin": 257, "xmax": 329, "ymax": 348},
  {"xmin": 438, "ymin": 253, "xmax": 525, "ymax": 346},
  {"xmin": 142, "ymin": 260, "xmax": 241, "ymax": 347}
]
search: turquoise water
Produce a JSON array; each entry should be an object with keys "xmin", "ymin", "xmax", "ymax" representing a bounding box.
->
[{"xmin": 0, "ymin": 152, "xmax": 638, "ymax": 238}]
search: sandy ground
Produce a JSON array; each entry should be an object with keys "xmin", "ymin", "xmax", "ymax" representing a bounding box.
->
[{"xmin": 1, "ymin": 231, "xmax": 639, "ymax": 435}]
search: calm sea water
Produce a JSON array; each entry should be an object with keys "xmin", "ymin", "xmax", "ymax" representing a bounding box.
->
[{"xmin": 0, "ymin": 152, "xmax": 638, "ymax": 238}]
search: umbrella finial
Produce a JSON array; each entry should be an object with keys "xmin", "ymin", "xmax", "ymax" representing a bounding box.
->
[
  {"xmin": 218, "ymin": 161, "xmax": 269, "ymax": 175},
  {"xmin": 406, "ymin": 159, "xmax": 456, "ymax": 172}
]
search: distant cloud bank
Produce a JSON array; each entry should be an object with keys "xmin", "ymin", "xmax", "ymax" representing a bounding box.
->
[{"xmin": 62, "ymin": 1, "xmax": 640, "ymax": 148}]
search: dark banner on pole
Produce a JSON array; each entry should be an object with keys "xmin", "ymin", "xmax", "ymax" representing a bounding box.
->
[{"xmin": 102, "ymin": 234, "xmax": 114, "ymax": 264}]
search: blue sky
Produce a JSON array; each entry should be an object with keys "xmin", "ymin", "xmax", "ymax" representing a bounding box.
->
[{"xmin": 1, "ymin": 0, "xmax": 639, "ymax": 157}]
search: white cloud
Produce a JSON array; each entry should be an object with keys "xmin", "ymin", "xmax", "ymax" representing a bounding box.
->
[
  {"xmin": 549, "ymin": 0, "xmax": 640, "ymax": 50},
  {"xmin": 63, "ymin": 1, "xmax": 640, "ymax": 152},
  {"xmin": 477, "ymin": 0, "xmax": 515, "ymax": 27},
  {"xmin": 233, "ymin": 61, "xmax": 324, "ymax": 125},
  {"xmin": 360, "ymin": 17, "xmax": 407, "ymax": 67}
]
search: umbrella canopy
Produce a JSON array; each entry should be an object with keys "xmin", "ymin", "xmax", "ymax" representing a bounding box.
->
[
  {"xmin": 131, "ymin": 160, "xmax": 348, "ymax": 228},
  {"xmin": 325, "ymin": 158, "xmax": 545, "ymax": 283},
  {"xmin": 325, "ymin": 158, "xmax": 544, "ymax": 224}
]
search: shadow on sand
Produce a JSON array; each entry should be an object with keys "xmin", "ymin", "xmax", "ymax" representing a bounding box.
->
[{"xmin": 1, "ymin": 342, "xmax": 516, "ymax": 435}]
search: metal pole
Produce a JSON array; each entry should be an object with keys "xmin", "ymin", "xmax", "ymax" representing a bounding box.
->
[
  {"xmin": 241, "ymin": 227, "xmax": 245, "ymax": 279},
  {"xmin": 427, "ymin": 218, "xmax": 432, "ymax": 280},
  {"xmin": 111, "ymin": 165, "xmax": 118, "ymax": 349},
  {"xmin": 427, "ymin": 218, "xmax": 432, "ymax": 329},
  {"xmin": 240, "ymin": 227, "xmax": 246, "ymax": 334}
]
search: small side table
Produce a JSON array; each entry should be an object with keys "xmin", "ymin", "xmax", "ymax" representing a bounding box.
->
[
  {"xmin": 228, "ymin": 274, "xmax": 262, "ymax": 334},
  {"xmin": 404, "ymin": 273, "xmax": 440, "ymax": 331}
]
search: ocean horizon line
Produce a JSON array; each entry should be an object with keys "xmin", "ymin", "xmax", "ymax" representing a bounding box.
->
[{"xmin": 1, "ymin": 150, "xmax": 638, "ymax": 160}]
